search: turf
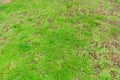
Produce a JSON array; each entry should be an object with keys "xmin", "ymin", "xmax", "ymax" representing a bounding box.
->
[{"xmin": 0, "ymin": 0, "xmax": 120, "ymax": 80}]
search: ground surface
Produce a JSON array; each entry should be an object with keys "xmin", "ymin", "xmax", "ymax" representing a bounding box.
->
[{"xmin": 0, "ymin": 0, "xmax": 120, "ymax": 80}]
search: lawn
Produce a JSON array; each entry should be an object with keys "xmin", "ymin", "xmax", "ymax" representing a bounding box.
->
[{"xmin": 0, "ymin": 0, "xmax": 120, "ymax": 80}]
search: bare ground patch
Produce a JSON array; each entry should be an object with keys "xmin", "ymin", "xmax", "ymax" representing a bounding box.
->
[{"xmin": 0, "ymin": 0, "xmax": 12, "ymax": 4}]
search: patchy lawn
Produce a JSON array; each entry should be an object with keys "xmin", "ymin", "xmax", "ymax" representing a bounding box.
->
[{"xmin": 0, "ymin": 0, "xmax": 120, "ymax": 80}]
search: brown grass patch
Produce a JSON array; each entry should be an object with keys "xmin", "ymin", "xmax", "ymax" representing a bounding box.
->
[{"xmin": 0, "ymin": 0, "xmax": 12, "ymax": 4}]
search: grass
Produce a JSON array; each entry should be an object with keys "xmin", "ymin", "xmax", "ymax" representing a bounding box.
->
[
  {"xmin": 117, "ymin": 0, "xmax": 120, "ymax": 3},
  {"xmin": 0, "ymin": 0, "xmax": 120, "ymax": 80}
]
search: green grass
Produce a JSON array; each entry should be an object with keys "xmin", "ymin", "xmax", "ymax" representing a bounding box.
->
[
  {"xmin": 0, "ymin": 0, "xmax": 120, "ymax": 80},
  {"xmin": 117, "ymin": 0, "xmax": 120, "ymax": 3}
]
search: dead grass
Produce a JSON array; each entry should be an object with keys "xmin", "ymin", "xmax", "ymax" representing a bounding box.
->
[{"xmin": 0, "ymin": 0, "xmax": 12, "ymax": 4}]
